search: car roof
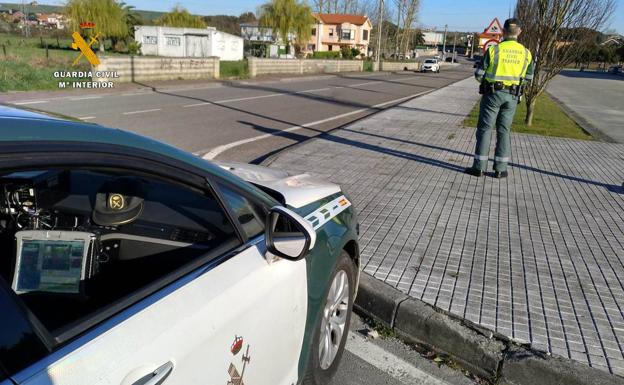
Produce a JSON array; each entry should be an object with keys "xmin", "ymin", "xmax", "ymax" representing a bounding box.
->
[{"xmin": 0, "ymin": 104, "xmax": 238, "ymax": 184}]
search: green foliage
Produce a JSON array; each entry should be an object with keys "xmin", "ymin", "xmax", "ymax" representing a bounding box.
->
[
  {"xmin": 220, "ymin": 60, "xmax": 249, "ymax": 78},
  {"xmin": 127, "ymin": 40, "xmax": 141, "ymax": 55},
  {"xmin": 204, "ymin": 13, "xmax": 256, "ymax": 36},
  {"xmin": 340, "ymin": 45, "xmax": 352, "ymax": 59},
  {"xmin": 363, "ymin": 60, "xmax": 374, "ymax": 71},
  {"xmin": 463, "ymin": 94, "xmax": 592, "ymax": 140},
  {"xmin": 312, "ymin": 51, "xmax": 340, "ymax": 59},
  {"xmin": 259, "ymin": 0, "xmax": 314, "ymax": 47},
  {"xmin": 156, "ymin": 6, "xmax": 206, "ymax": 28},
  {"xmin": 65, "ymin": 0, "xmax": 129, "ymax": 52}
]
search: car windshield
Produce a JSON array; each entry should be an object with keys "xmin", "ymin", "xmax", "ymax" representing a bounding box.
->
[{"xmin": 424, "ymin": 59, "xmax": 435, "ymax": 63}]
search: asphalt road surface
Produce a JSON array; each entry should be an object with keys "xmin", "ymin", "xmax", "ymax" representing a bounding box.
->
[
  {"xmin": 331, "ymin": 314, "xmax": 478, "ymax": 385},
  {"xmin": 547, "ymin": 70, "xmax": 624, "ymax": 143},
  {"xmin": 2, "ymin": 67, "xmax": 472, "ymax": 163}
]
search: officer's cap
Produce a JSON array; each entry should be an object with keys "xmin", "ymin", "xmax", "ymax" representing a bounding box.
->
[{"xmin": 503, "ymin": 18, "xmax": 521, "ymax": 31}]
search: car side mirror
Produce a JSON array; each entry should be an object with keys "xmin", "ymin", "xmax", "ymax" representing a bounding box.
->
[{"xmin": 265, "ymin": 206, "xmax": 316, "ymax": 261}]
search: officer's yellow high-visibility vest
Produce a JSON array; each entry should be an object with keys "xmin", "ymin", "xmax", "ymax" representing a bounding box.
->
[{"xmin": 484, "ymin": 40, "xmax": 532, "ymax": 86}]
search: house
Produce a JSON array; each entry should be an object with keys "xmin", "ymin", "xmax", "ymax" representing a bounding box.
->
[
  {"xmin": 422, "ymin": 31, "xmax": 445, "ymax": 46},
  {"xmin": 307, "ymin": 13, "xmax": 372, "ymax": 56},
  {"xmin": 134, "ymin": 26, "xmax": 244, "ymax": 61},
  {"xmin": 36, "ymin": 13, "xmax": 65, "ymax": 29},
  {"xmin": 240, "ymin": 21, "xmax": 295, "ymax": 58}
]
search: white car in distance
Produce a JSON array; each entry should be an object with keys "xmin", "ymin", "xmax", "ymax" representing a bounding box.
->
[{"xmin": 421, "ymin": 58, "xmax": 440, "ymax": 73}]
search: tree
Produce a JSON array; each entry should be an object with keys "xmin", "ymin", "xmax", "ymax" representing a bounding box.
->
[
  {"xmin": 65, "ymin": 0, "xmax": 129, "ymax": 53},
  {"xmin": 515, "ymin": 0, "xmax": 615, "ymax": 126},
  {"xmin": 156, "ymin": 6, "xmax": 207, "ymax": 28},
  {"xmin": 259, "ymin": 0, "xmax": 315, "ymax": 55}
]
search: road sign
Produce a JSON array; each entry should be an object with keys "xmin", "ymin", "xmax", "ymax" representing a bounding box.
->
[
  {"xmin": 483, "ymin": 18, "xmax": 503, "ymax": 36},
  {"xmin": 483, "ymin": 38, "xmax": 499, "ymax": 54}
]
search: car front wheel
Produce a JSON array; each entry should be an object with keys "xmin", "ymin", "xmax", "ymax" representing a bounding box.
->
[{"xmin": 303, "ymin": 251, "xmax": 356, "ymax": 385}]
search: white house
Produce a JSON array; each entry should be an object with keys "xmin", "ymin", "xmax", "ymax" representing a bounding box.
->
[
  {"xmin": 134, "ymin": 26, "xmax": 244, "ymax": 61},
  {"xmin": 422, "ymin": 31, "xmax": 445, "ymax": 46}
]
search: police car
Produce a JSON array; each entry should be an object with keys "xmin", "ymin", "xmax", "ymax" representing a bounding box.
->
[{"xmin": 0, "ymin": 106, "xmax": 360, "ymax": 385}]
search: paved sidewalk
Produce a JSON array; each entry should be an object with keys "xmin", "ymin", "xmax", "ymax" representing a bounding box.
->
[{"xmin": 265, "ymin": 77, "xmax": 624, "ymax": 376}]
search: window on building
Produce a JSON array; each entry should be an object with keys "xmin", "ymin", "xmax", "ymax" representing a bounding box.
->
[
  {"xmin": 142, "ymin": 35, "xmax": 157, "ymax": 45},
  {"xmin": 341, "ymin": 29, "xmax": 352, "ymax": 40},
  {"xmin": 328, "ymin": 45, "xmax": 333, "ymax": 51},
  {"xmin": 165, "ymin": 36, "xmax": 181, "ymax": 46},
  {"xmin": 329, "ymin": 28, "xmax": 334, "ymax": 37},
  {"xmin": 312, "ymin": 28, "xmax": 316, "ymax": 36},
  {"xmin": 363, "ymin": 30, "xmax": 369, "ymax": 41}
]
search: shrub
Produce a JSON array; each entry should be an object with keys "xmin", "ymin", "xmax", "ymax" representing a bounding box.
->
[
  {"xmin": 312, "ymin": 51, "xmax": 340, "ymax": 59},
  {"xmin": 128, "ymin": 41, "xmax": 141, "ymax": 55},
  {"xmin": 340, "ymin": 46, "xmax": 352, "ymax": 59}
]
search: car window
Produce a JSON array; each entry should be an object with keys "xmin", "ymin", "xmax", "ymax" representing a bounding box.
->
[
  {"xmin": 425, "ymin": 59, "xmax": 435, "ymax": 63},
  {"xmin": 217, "ymin": 183, "xmax": 267, "ymax": 239},
  {"xmin": 0, "ymin": 168, "xmax": 240, "ymax": 339}
]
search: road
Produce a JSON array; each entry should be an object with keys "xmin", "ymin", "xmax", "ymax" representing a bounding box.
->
[
  {"xmin": 1, "ymin": 67, "xmax": 471, "ymax": 163},
  {"xmin": 547, "ymin": 70, "xmax": 624, "ymax": 143},
  {"xmin": 330, "ymin": 314, "xmax": 478, "ymax": 385}
]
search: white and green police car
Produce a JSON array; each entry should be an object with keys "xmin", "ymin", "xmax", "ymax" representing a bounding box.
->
[{"xmin": 0, "ymin": 106, "xmax": 360, "ymax": 385}]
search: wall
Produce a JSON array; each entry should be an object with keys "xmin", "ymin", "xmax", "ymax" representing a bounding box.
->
[
  {"xmin": 94, "ymin": 56, "xmax": 220, "ymax": 83},
  {"xmin": 380, "ymin": 61, "xmax": 421, "ymax": 71},
  {"xmin": 248, "ymin": 58, "xmax": 363, "ymax": 78}
]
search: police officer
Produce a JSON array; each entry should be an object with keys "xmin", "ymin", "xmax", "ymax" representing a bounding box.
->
[{"xmin": 465, "ymin": 18, "xmax": 534, "ymax": 178}]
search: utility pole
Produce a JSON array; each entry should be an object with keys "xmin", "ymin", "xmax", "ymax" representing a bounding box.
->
[
  {"xmin": 442, "ymin": 24, "xmax": 447, "ymax": 60},
  {"xmin": 395, "ymin": 0, "xmax": 402, "ymax": 58},
  {"xmin": 376, "ymin": 0, "xmax": 384, "ymax": 65},
  {"xmin": 452, "ymin": 33, "xmax": 456, "ymax": 61}
]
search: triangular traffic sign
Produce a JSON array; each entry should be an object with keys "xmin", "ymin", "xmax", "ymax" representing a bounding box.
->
[{"xmin": 484, "ymin": 18, "xmax": 503, "ymax": 35}]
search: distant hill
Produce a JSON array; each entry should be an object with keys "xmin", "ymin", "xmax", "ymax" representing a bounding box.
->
[
  {"xmin": 0, "ymin": 2, "xmax": 166, "ymax": 22},
  {"xmin": 0, "ymin": 3, "xmax": 254, "ymax": 35}
]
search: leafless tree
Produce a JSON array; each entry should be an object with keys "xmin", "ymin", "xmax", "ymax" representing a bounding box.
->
[
  {"xmin": 311, "ymin": 0, "xmax": 362, "ymax": 13},
  {"xmin": 398, "ymin": 0, "xmax": 419, "ymax": 55},
  {"xmin": 515, "ymin": 0, "xmax": 615, "ymax": 125}
]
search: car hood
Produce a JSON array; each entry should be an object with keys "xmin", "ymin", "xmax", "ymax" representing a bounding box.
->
[{"xmin": 215, "ymin": 161, "xmax": 341, "ymax": 209}]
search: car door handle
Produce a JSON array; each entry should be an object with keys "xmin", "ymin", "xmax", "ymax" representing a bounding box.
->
[{"xmin": 133, "ymin": 361, "xmax": 174, "ymax": 385}]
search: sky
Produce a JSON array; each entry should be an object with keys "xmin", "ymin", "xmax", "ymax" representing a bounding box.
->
[{"xmin": 28, "ymin": 0, "xmax": 624, "ymax": 33}]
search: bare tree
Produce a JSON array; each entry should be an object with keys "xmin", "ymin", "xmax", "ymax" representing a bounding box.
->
[
  {"xmin": 398, "ymin": 0, "xmax": 419, "ymax": 55},
  {"xmin": 515, "ymin": 0, "xmax": 615, "ymax": 125}
]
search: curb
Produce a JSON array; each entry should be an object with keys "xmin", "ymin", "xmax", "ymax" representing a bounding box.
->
[
  {"xmin": 355, "ymin": 272, "xmax": 624, "ymax": 385},
  {"xmin": 546, "ymin": 90, "xmax": 617, "ymax": 143}
]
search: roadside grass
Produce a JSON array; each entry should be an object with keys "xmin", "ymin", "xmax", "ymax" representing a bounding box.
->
[
  {"xmin": 220, "ymin": 60, "xmax": 249, "ymax": 79},
  {"xmin": 0, "ymin": 33, "xmax": 91, "ymax": 91},
  {"xmin": 463, "ymin": 93, "xmax": 592, "ymax": 140},
  {"xmin": 363, "ymin": 60, "xmax": 374, "ymax": 72}
]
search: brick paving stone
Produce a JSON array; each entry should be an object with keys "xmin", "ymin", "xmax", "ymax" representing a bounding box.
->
[{"xmin": 266, "ymin": 77, "xmax": 624, "ymax": 375}]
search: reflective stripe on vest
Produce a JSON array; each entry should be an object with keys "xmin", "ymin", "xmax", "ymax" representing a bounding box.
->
[{"xmin": 484, "ymin": 41, "xmax": 530, "ymax": 85}]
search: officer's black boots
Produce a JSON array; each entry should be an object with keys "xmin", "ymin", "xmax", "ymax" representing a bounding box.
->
[
  {"xmin": 464, "ymin": 167, "xmax": 483, "ymax": 177},
  {"xmin": 494, "ymin": 171, "xmax": 509, "ymax": 179}
]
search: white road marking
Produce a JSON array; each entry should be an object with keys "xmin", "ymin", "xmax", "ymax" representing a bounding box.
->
[
  {"xmin": 123, "ymin": 108, "xmax": 161, "ymax": 115},
  {"xmin": 12, "ymin": 100, "xmax": 49, "ymax": 105},
  {"xmin": 201, "ymin": 89, "xmax": 433, "ymax": 160},
  {"xmin": 345, "ymin": 332, "xmax": 452, "ymax": 385},
  {"xmin": 70, "ymin": 96, "xmax": 102, "ymax": 101},
  {"xmin": 78, "ymin": 116, "xmax": 96, "ymax": 120}
]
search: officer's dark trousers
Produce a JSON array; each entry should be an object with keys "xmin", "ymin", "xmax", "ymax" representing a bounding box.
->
[{"xmin": 472, "ymin": 91, "xmax": 517, "ymax": 172}]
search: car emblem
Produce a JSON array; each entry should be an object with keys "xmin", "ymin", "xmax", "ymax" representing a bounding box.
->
[
  {"xmin": 231, "ymin": 335, "xmax": 243, "ymax": 355},
  {"xmin": 108, "ymin": 194, "xmax": 125, "ymax": 210},
  {"xmin": 227, "ymin": 336, "xmax": 251, "ymax": 385}
]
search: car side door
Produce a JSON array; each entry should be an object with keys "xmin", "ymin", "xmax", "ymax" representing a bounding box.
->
[{"xmin": 3, "ymin": 162, "xmax": 308, "ymax": 385}]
